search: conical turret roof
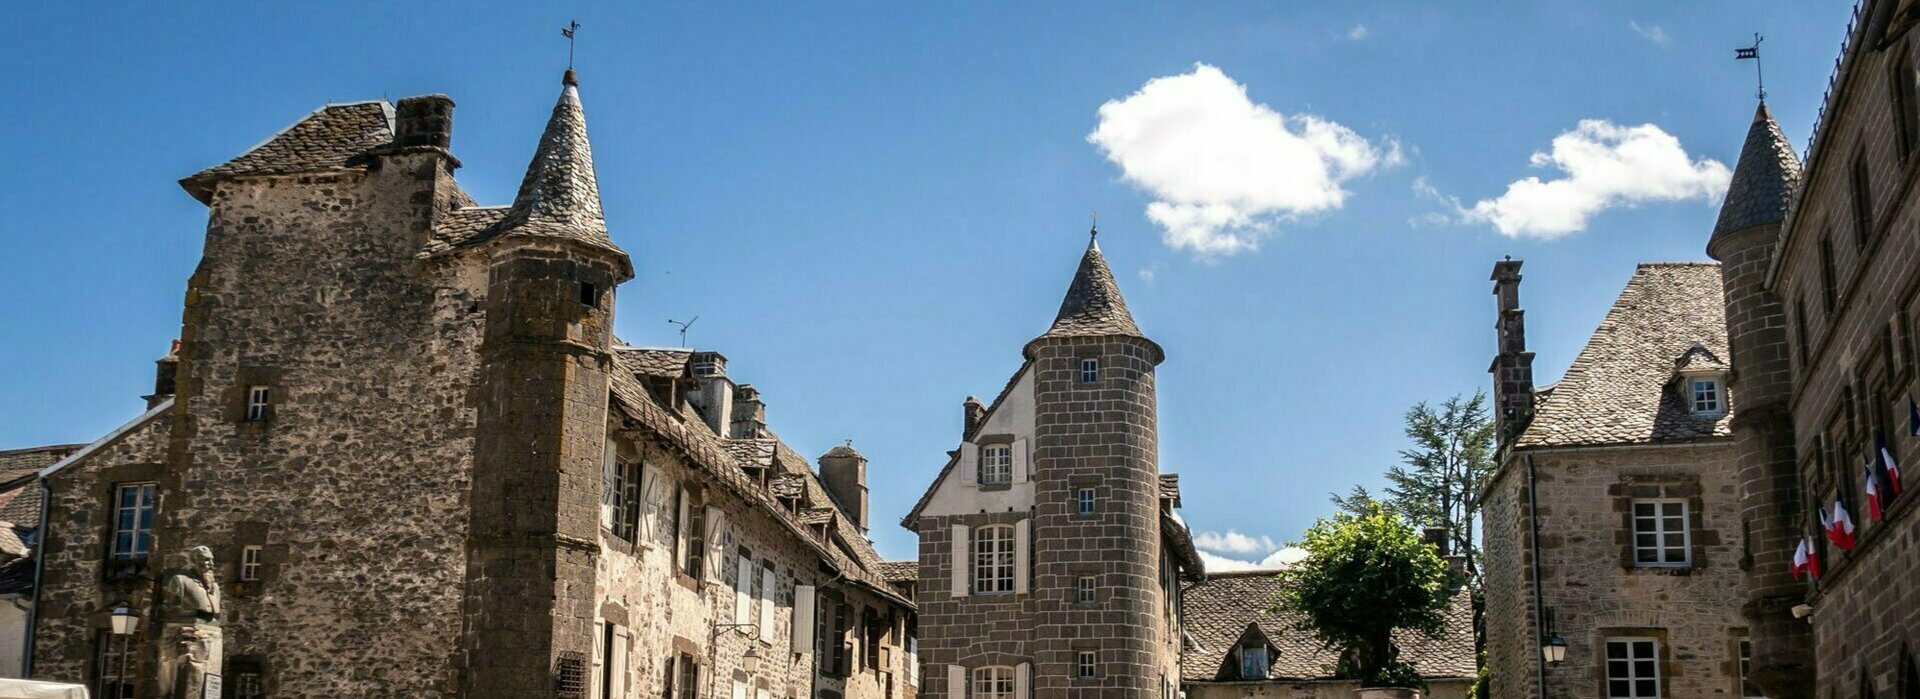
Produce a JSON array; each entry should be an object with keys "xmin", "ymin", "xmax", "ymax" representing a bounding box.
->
[
  {"xmin": 1026, "ymin": 230, "xmax": 1158, "ymax": 359},
  {"xmin": 1711, "ymin": 103, "xmax": 1802, "ymax": 241},
  {"xmin": 480, "ymin": 69, "xmax": 631, "ymax": 275}
]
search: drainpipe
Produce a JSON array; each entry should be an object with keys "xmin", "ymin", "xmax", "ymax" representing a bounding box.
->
[
  {"xmin": 1525, "ymin": 454, "xmax": 1546, "ymax": 699},
  {"xmin": 23, "ymin": 478, "xmax": 50, "ymax": 677}
]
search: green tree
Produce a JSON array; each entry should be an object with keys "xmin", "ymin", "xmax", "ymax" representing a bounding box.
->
[
  {"xmin": 1330, "ymin": 392, "xmax": 1495, "ymax": 589},
  {"xmin": 1276, "ymin": 503, "xmax": 1454, "ymax": 688}
]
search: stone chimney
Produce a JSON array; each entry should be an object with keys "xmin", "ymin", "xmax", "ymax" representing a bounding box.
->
[
  {"xmin": 818, "ymin": 444, "xmax": 869, "ymax": 532},
  {"xmin": 1421, "ymin": 525, "xmax": 1452, "ymax": 556},
  {"xmin": 1489, "ymin": 258, "xmax": 1536, "ymax": 446},
  {"xmin": 144, "ymin": 340, "xmax": 180, "ymax": 409},
  {"xmin": 962, "ymin": 396, "xmax": 986, "ymax": 436},
  {"xmin": 391, "ymin": 94, "xmax": 455, "ymax": 149},
  {"xmin": 731, "ymin": 384, "xmax": 768, "ymax": 439},
  {"xmin": 686, "ymin": 351, "xmax": 734, "ymax": 437}
]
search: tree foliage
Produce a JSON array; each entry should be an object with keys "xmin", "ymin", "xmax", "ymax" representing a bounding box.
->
[
  {"xmin": 1275, "ymin": 503, "xmax": 1453, "ymax": 688},
  {"xmin": 1331, "ymin": 392, "xmax": 1496, "ymax": 589}
]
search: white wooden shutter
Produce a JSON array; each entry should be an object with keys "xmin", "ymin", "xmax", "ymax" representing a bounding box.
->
[
  {"xmin": 675, "ymin": 487, "xmax": 691, "ymax": 568},
  {"xmin": 792, "ymin": 584, "xmax": 816, "ymax": 653},
  {"xmin": 610, "ymin": 629, "xmax": 630, "ymax": 699},
  {"xmin": 949, "ymin": 524, "xmax": 970, "ymax": 597},
  {"xmin": 1013, "ymin": 519, "xmax": 1030, "ymax": 594},
  {"xmin": 758, "ymin": 567, "xmax": 777, "ymax": 642},
  {"xmin": 705, "ymin": 506, "xmax": 727, "ymax": 582},
  {"xmin": 959, "ymin": 443, "xmax": 979, "ymax": 486},
  {"xmin": 757, "ymin": 691, "xmax": 770, "ymax": 699},
  {"xmin": 636, "ymin": 465, "xmax": 657, "ymax": 541},
  {"xmin": 947, "ymin": 665, "xmax": 964, "ymax": 699},
  {"xmin": 731, "ymin": 680, "xmax": 747, "ymax": 699},
  {"xmin": 590, "ymin": 623, "xmax": 605, "ymax": 699},
  {"xmin": 601, "ymin": 442, "xmax": 619, "ymax": 529},
  {"xmin": 1015, "ymin": 663, "xmax": 1030, "ymax": 699},
  {"xmin": 1010, "ymin": 438, "xmax": 1029, "ymax": 483},
  {"xmin": 735, "ymin": 554, "xmax": 754, "ymax": 624}
]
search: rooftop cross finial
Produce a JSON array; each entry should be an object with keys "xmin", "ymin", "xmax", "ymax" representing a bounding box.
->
[
  {"xmin": 562, "ymin": 20, "xmax": 581, "ymax": 70},
  {"xmin": 1736, "ymin": 33, "xmax": 1766, "ymax": 103},
  {"xmin": 1090, "ymin": 210, "xmax": 1098, "ymax": 240}
]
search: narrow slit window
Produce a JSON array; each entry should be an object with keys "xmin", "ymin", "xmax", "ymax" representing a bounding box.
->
[
  {"xmin": 246, "ymin": 385, "xmax": 271, "ymax": 422},
  {"xmin": 240, "ymin": 545, "xmax": 263, "ymax": 582}
]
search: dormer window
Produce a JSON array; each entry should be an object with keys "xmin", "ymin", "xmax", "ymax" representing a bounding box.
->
[
  {"xmin": 1239, "ymin": 642, "xmax": 1268, "ymax": 680},
  {"xmin": 1689, "ymin": 378, "xmax": 1723, "ymax": 415}
]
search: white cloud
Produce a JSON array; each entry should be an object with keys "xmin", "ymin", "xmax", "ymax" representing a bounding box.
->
[
  {"xmin": 1463, "ymin": 120, "xmax": 1731, "ymax": 239},
  {"xmin": 1088, "ymin": 63, "xmax": 1400, "ymax": 257},
  {"xmin": 1199, "ymin": 547, "xmax": 1309, "ymax": 573},
  {"xmin": 1629, "ymin": 20, "xmax": 1668, "ymax": 45},
  {"xmin": 1193, "ymin": 529, "xmax": 1279, "ymax": 555},
  {"xmin": 1348, "ymin": 24, "xmax": 1369, "ymax": 40}
]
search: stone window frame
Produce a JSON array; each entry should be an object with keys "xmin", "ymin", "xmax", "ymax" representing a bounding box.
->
[
  {"xmin": 1731, "ymin": 630, "xmax": 1764, "ymax": 699},
  {"xmin": 1069, "ymin": 475, "xmax": 1101, "ymax": 520},
  {"xmin": 239, "ymin": 545, "xmax": 263, "ymax": 582},
  {"xmin": 107, "ymin": 481, "xmax": 157, "ymax": 576},
  {"xmin": 1073, "ymin": 648, "xmax": 1098, "ymax": 680},
  {"xmin": 1079, "ymin": 357, "xmax": 1100, "ymax": 384},
  {"xmin": 1600, "ymin": 632, "xmax": 1666, "ymax": 699},
  {"xmin": 1629, "ymin": 498, "xmax": 1691, "ymax": 568},
  {"xmin": 1073, "ymin": 573, "xmax": 1098, "ymax": 605},
  {"xmin": 1613, "ymin": 477, "xmax": 1709, "ymax": 573}
]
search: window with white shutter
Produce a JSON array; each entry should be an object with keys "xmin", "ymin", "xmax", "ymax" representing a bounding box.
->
[
  {"xmin": 949, "ymin": 524, "xmax": 969, "ymax": 597},
  {"xmin": 792, "ymin": 585, "xmax": 817, "ymax": 653},
  {"xmin": 735, "ymin": 552, "xmax": 754, "ymax": 624},
  {"xmin": 758, "ymin": 564, "xmax": 777, "ymax": 642}
]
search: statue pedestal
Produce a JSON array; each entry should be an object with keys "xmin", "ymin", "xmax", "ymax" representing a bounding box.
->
[{"xmin": 157, "ymin": 622, "xmax": 222, "ymax": 699}]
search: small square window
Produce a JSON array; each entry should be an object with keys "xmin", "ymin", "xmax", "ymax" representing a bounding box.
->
[
  {"xmin": 245, "ymin": 385, "xmax": 271, "ymax": 422},
  {"xmin": 1689, "ymin": 379, "xmax": 1722, "ymax": 415},
  {"xmin": 1076, "ymin": 650, "xmax": 1097, "ymax": 679},
  {"xmin": 1076, "ymin": 488, "xmax": 1096, "ymax": 515},
  {"xmin": 240, "ymin": 545, "xmax": 263, "ymax": 582},
  {"xmin": 979, "ymin": 445, "xmax": 1013, "ymax": 486},
  {"xmin": 1080, "ymin": 358, "xmax": 1099, "ymax": 384},
  {"xmin": 578, "ymin": 281, "xmax": 600, "ymax": 306},
  {"xmin": 1076, "ymin": 575, "xmax": 1096, "ymax": 604}
]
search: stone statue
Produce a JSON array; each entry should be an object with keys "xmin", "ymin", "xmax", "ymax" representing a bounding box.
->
[{"xmin": 157, "ymin": 546, "xmax": 223, "ymax": 699}]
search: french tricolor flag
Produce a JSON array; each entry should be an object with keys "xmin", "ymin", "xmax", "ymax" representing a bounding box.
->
[
  {"xmin": 1792, "ymin": 536, "xmax": 1820, "ymax": 581},
  {"xmin": 1882, "ymin": 428, "xmax": 1904, "ymax": 497},
  {"xmin": 1865, "ymin": 460, "xmax": 1885, "ymax": 522},
  {"xmin": 1821, "ymin": 499, "xmax": 1857, "ymax": 551}
]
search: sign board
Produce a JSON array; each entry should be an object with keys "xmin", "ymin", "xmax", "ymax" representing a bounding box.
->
[{"xmin": 202, "ymin": 674, "xmax": 221, "ymax": 699}]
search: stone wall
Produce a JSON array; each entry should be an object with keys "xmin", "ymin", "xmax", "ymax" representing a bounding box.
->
[
  {"xmin": 1483, "ymin": 443, "xmax": 1748, "ymax": 699},
  {"xmin": 1767, "ymin": 8, "xmax": 1920, "ymax": 694}
]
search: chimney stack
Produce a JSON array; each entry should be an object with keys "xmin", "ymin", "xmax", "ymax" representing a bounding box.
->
[
  {"xmin": 686, "ymin": 352, "xmax": 734, "ymax": 437},
  {"xmin": 391, "ymin": 94, "xmax": 455, "ymax": 150},
  {"xmin": 962, "ymin": 396, "xmax": 986, "ymax": 436},
  {"xmin": 1490, "ymin": 258, "xmax": 1536, "ymax": 446},
  {"xmin": 731, "ymin": 385, "xmax": 768, "ymax": 439},
  {"xmin": 144, "ymin": 340, "xmax": 179, "ymax": 409},
  {"xmin": 818, "ymin": 444, "xmax": 869, "ymax": 532}
]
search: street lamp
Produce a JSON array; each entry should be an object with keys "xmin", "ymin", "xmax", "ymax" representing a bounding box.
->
[
  {"xmin": 1541, "ymin": 633, "xmax": 1567, "ymax": 665},
  {"xmin": 108, "ymin": 605, "xmax": 140, "ymax": 636},
  {"xmin": 100, "ymin": 604, "xmax": 140, "ymax": 699},
  {"xmin": 742, "ymin": 645, "xmax": 761, "ymax": 674}
]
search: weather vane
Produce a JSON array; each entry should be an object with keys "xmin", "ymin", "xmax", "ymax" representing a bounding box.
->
[
  {"xmin": 1090, "ymin": 210, "xmax": 1099, "ymax": 239},
  {"xmin": 667, "ymin": 316, "xmax": 699, "ymax": 348},
  {"xmin": 562, "ymin": 20, "xmax": 581, "ymax": 69},
  {"xmin": 1736, "ymin": 33, "xmax": 1765, "ymax": 102}
]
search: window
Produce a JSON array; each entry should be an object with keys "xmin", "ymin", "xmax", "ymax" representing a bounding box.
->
[
  {"xmin": 1738, "ymin": 638, "xmax": 1762, "ymax": 699},
  {"xmin": 674, "ymin": 653, "xmax": 699, "ymax": 699},
  {"xmin": 234, "ymin": 671, "xmax": 264, "ymax": 699},
  {"xmin": 865, "ymin": 611, "xmax": 884, "ymax": 671},
  {"xmin": 1076, "ymin": 651, "xmax": 1097, "ymax": 679},
  {"xmin": 1606, "ymin": 638, "xmax": 1661, "ymax": 698},
  {"xmin": 972, "ymin": 667, "xmax": 1013, "ymax": 699},
  {"xmin": 93, "ymin": 631, "xmax": 135, "ymax": 699},
  {"xmin": 110, "ymin": 483, "xmax": 156, "ymax": 564},
  {"xmin": 979, "ymin": 445, "xmax": 1012, "ymax": 486},
  {"xmin": 240, "ymin": 545, "xmax": 262, "ymax": 582},
  {"xmin": 1076, "ymin": 575, "xmax": 1096, "ymax": 604},
  {"xmin": 683, "ymin": 494, "xmax": 706, "ymax": 578},
  {"xmin": 1632, "ymin": 500, "xmax": 1690, "ymax": 567},
  {"xmin": 1080, "ymin": 358, "xmax": 1099, "ymax": 384},
  {"xmin": 246, "ymin": 385, "xmax": 271, "ymax": 422},
  {"xmin": 1895, "ymin": 48, "xmax": 1920, "ymax": 159},
  {"xmin": 579, "ymin": 281, "xmax": 600, "ymax": 306},
  {"xmin": 1796, "ymin": 296, "xmax": 1814, "ymax": 368},
  {"xmin": 1690, "ymin": 378, "xmax": 1723, "ymax": 415},
  {"xmin": 603, "ymin": 458, "xmax": 642, "ymax": 541},
  {"xmin": 1076, "ymin": 487, "xmax": 1096, "ymax": 515},
  {"xmin": 972, "ymin": 525, "xmax": 1015, "ymax": 594},
  {"xmin": 1821, "ymin": 236, "xmax": 1839, "ymax": 312},
  {"xmin": 1853, "ymin": 155, "xmax": 1875, "ymax": 246},
  {"xmin": 1240, "ymin": 643, "xmax": 1268, "ymax": 680}
]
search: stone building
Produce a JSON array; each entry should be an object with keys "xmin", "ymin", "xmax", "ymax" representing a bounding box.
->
[
  {"xmin": 901, "ymin": 233, "xmax": 1206, "ymax": 699},
  {"xmin": 1178, "ymin": 570, "xmax": 1476, "ymax": 699},
  {"xmin": 1707, "ymin": 1, "xmax": 1920, "ymax": 695},
  {"xmin": 0, "ymin": 445, "xmax": 81, "ymax": 678},
  {"xmin": 1480, "ymin": 260, "xmax": 1755, "ymax": 698},
  {"xmin": 14, "ymin": 69, "xmax": 913, "ymax": 699}
]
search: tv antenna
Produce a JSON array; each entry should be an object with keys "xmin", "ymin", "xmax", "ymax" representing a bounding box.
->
[{"xmin": 667, "ymin": 316, "xmax": 699, "ymax": 348}]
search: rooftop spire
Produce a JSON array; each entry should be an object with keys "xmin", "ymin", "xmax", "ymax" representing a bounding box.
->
[
  {"xmin": 1710, "ymin": 102, "xmax": 1802, "ymax": 241},
  {"xmin": 1027, "ymin": 233, "xmax": 1157, "ymax": 359},
  {"xmin": 481, "ymin": 69, "xmax": 630, "ymax": 275}
]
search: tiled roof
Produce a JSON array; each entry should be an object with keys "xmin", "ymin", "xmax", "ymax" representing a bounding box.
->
[
  {"xmin": 0, "ymin": 488, "xmax": 40, "ymax": 532},
  {"xmin": 423, "ymin": 207, "xmax": 508, "ymax": 255},
  {"xmin": 0, "ymin": 444, "xmax": 81, "ymax": 476},
  {"xmin": 800, "ymin": 507, "xmax": 838, "ymax": 526},
  {"xmin": 878, "ymin": 560, "xmax": 918, "ymax": 582},
  {"xmin": 1712, "ymin": 104, "xmax": 1802, "ymax": 241},
  {"xmin": 1027, "ymin": 237, "xmax": 1153, "ymax": 356},
  {"xmin": 1159, "ymin": 474, "xmax": 1182, "ymax": 507},
  {"xmin": 615, "ymin": 347, "xmax": 694, "ymax": 380},
  {"xmin": 1515, "ymin": 263, "xmax": 1732, "ymax": 448},
  {"xmin": 769, "ymin": 474, "xmax": 807, "ymax": 500},
  {"xmin": 0, "ymin": 555, "xmax": 31, "ymax": 596},
  {"xmin": 435, "ymin": 72, "xmax": 629, "ymax": 270},
  {"xmin": 1181, "ymin": 571, "xmax": 1475, "ymax": 682},
  {"xmin": 181, "ymin": 101, "xmax": 394, "ymax": 202},
  {"xmin": 0, "ymin": 526, "xmax": 27, "ymax": 559}
]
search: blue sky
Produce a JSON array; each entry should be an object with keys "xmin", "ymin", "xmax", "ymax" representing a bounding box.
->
[{"xmin": 0, "ymin": 2, "xmax": 1855, "ymax": 564}]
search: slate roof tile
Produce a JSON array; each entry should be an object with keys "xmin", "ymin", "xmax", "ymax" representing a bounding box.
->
[
  {"xmin": 181, "ymin": 101, "xmax": 394, "ymax": 201},
  {"xmin": 1181, "ymin": 571, "xmax": 1475, "ymax": 682}
]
